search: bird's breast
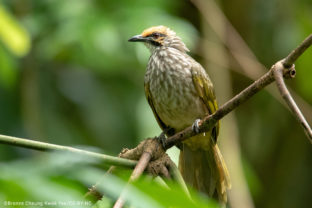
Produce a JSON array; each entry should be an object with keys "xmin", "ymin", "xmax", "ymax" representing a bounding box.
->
[{"xmin": 145, "ymin": 50, "xmax": 207, "ymax": 131}]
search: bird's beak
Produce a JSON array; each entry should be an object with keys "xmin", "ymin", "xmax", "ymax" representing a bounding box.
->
[{"xmin": 128, "ymin": 35, "xmax": 146, "ymax": 42}]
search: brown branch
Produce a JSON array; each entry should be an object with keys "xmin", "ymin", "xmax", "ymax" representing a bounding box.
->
[
  {"xmin": 113, "ymin": 152, "xmax": 152, "ymax": 208},
  {"xmin": 273, "ymin": 62, "xmax": 312, "ymax": 143},
  {"xmin": 164, "ymin": 33, "xmax": 312, "ymax": 149},
  {"xmin": 283, "ymin": 34, "xmax": 312, "ymax": 68},
  {"xmin": 113, "ymin": 138, "xmax": 165, "ymax": 208},
  {"xmin": 130, "ymin": 152, "xmax": 152, "ymax": 181}
]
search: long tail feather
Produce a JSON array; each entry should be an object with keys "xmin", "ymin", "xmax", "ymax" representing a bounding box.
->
[{"xmin": 179, "ymin": 141, "xmax": 231, "ymax": 204}]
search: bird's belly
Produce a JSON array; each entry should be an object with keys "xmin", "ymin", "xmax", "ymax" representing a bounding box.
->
[{"xmin": 150, "ymin": 77, "xmax": 207, "ymax": 131}]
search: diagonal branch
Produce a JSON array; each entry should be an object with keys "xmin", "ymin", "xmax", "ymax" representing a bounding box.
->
[
  {"xmin": 113, "ymin": 152, "xmax": 152, "ymax": 208},
  {"xmin": 283, "ymin": 34, "xmax": 312, "ymax": 68},
  {"xmin": 164, "ymin": 33, "xmax": 312, "ymax": 149},
  {"xmin": 113, "ymin": 139, "xmax": 163, "ymax": 208}
]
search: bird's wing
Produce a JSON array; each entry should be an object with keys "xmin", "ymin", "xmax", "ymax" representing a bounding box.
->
[
  {"xmin": 191, "ymin": 64, "xmax": 220, "ymax": 143},
  {"xmin": 144, "ymin": 82, "xmax": 170, "ymax": 133}
]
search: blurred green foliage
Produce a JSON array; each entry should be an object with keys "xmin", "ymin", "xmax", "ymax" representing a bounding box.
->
[
  {"xmin": 0, "ymin": 152, "xmax": 216, "ymax": 208},
  {"xmin": 0, "ymin": 0, "xmax": 311, "ymax": 208},
  {"xmin": 0, "ymin": 5, "xmax": 30, "ymax": 57}
]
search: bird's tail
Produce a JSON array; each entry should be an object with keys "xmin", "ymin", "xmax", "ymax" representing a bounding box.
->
[{"xmin": 179, "ymin": 141, "xmax": 231, "ymax": 204}]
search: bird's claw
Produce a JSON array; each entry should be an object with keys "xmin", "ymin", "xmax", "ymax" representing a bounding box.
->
[
  {"xmin": 157, "ymin": 132, "xmax": 167, "ymax": 149},
  {"xmin": 192, "ymin": 119, "xmax": 201, "ymax": 134}
]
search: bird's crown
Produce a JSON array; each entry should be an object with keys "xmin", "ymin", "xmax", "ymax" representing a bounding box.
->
[
  {"xmin": 129, "ymin": 25, "xmax": 189, "ymax": 53},
  {"xmin": 141, "ymin": 25, "xmax": 175, "ymax": 38}
]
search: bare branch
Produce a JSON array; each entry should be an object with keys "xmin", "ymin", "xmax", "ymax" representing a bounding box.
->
[
  {"xmin": 164, "ymin": 32, "xmax": 312, "ymax": 149},
  {"xmin": 113, "ymin": 152, "xmax": 152, "ymax": 208},
  {"xmin": 130, "ymin": 152, "xmax": 152, "ymax": 180},
  {"xmin": 113, "ymin": 138, "xmax": 165, "ymax": 208},
  {"xmin": 273, "ymin": 62, "xmax": 312, "ymax": 143},
  {"xmin": 283, "ymin": 34, "xmax": 312, "ymax": 68}
]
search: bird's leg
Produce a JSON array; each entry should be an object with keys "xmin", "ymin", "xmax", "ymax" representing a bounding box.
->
[
  {"xmin": 157, "ymin": 128, "xmax": 171, "ymax": 149},
  {"xmin": 157, "ymin": 131, "xmax": 167, "ymax": 149},
  {"xmin": 192, "ymin": 119, "xmax": 201, "ymax": 134}
]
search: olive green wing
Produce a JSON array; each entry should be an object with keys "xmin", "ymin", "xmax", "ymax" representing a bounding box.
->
[
  {"xmin": 191, "ymin": 64, "xmax": 220, "ymax": 142},
  {"xmin": 144, "ymin": 82, "xmax": 170, "ymax": 133}
]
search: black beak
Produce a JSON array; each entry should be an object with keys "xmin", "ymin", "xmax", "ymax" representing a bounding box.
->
[{"xmin": 128, "ymin": 35, "xmax": 146, "ymax": 42}]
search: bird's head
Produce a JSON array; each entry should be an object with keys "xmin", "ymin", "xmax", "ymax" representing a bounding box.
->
[{"xmin": 128, "ymin": 25, "xmax": 189, "ymax": 53}]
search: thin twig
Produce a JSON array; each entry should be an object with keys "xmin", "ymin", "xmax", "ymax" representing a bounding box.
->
[
  {"xmin": 113, "ymin": 139, "xmax": 166, "ymax": 208},
  {"xmin": 130, "ymin": 152, "xmax": 152, "ymax": 180},
  {"xmin": 0, "ymin": 134, "xmax": 137, "ymax": 168},
  {"xmin": 283, "ymin": 34, "xmax": 312, "ymax": 68},
  {"xmin": 273, "ymin": 62, "xmax": 312, "ymax": 143},
  {"xmin": 113, "ymin": 152, "xmax": 152, "ymax": 208}
]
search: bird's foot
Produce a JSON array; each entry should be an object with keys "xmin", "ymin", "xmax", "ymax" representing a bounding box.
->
[
  {"xmin": 157, "ymin": 131, "xmax": 167, "ymax": 149},
  {"xmin": 192, "ymin": 119, "xmax": 201, "ymax": 134}
]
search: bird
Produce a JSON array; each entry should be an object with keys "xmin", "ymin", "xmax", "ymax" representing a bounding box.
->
[{"xmin": 128, "ymin": 25, "xmax": 231, "ymax": 204}]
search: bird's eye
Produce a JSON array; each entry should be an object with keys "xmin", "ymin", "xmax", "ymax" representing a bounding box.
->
[{"xmin": 152, "ymin": 33, "xmax": 160, "ymax": 39}]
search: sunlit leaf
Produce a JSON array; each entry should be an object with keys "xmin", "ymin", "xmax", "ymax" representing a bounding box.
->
[{"xmin": 0, "ymin": 5, "xmax": 31, "ymax": 57}]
